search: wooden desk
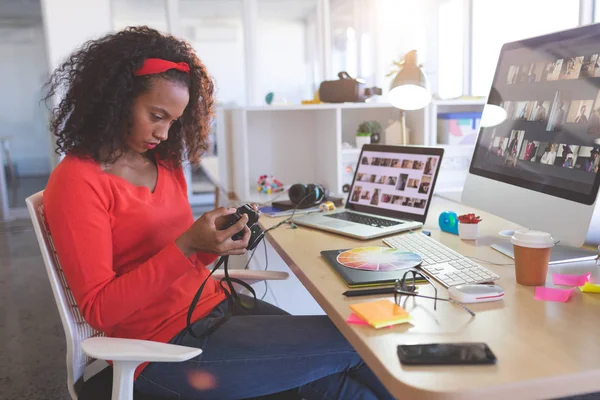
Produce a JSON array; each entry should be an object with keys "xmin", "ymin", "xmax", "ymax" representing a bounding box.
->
[{"xmin": 260, "ymin": 196, "xmax": 600, "ymax": 400}]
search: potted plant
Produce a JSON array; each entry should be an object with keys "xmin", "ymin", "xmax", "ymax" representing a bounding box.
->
[
  {"xmin": 355, "ymin": 131, "xmax": 372, "ymax": 148},
  {"xmin": 457, "ymin": 213, "xmax": 482, "ymax": 240},
  {"xmin": 357, "ymin": 121, "xmax": 383, "ymax": 145}
]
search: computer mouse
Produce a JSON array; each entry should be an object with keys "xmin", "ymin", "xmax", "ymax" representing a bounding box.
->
[
  {"xmin": 498, "ymin": 230, "xmax": 515, "ymax": 238},
  {"xmin": 448, "ymin": 284, "xmax": 504, "ymax": 304}
]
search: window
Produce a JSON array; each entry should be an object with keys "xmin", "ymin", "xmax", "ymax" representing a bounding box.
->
[
  {"xmin": 471, "ymin": 0, "xmax": 579, "ymax": 96},
  {"xmin": 375, "ymin": 0, "xmax": 436, "ymax": 97},
  {"xmin": 330, "ymin": 0, "xmax": 376, "ymax": 85},
  {"xmin": 330, "ymin": 1, "xmax": 358, "ymax": 79},
  {"xmin": 438, "ymin": 0, "xmax": 464, "ymax": 99}
]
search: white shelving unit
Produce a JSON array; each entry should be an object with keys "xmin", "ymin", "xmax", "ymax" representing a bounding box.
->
[
  {"xmin": 215, "ymin": 99, "xmax": 486, "ymax": 202},
  {"xmin": 217, "ymin": 103, "xmax": 424, "ymax": 201},
  {"xmin": 429, "ymin": 98, "xmax": 486, "ymax": 145},
  {"xmin": 429, "ymin": 99, "xmax": 486, "ymax": 194}
]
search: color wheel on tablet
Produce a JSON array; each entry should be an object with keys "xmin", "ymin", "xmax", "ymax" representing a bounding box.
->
[{"xmin": 336, "ymin": 247, "xmax": 422, "ymax": 271}]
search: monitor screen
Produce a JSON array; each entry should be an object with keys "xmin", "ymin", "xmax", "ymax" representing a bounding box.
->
[
  {"xmin": 348, "ymin": 149, "xmax": 441, "ymax": 217},
  {"xmin": 470, "ymin": 24, "xmax": 600, "ymax": 205}
]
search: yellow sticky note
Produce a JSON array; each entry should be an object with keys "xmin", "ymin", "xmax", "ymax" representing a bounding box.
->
[
  {"xmin": 349, "ymin": 299, "xmax": 411, "ymax": 329},
  {"xmin": 579, "ymin": 282, "xmax": 600, "ymax": 293}
]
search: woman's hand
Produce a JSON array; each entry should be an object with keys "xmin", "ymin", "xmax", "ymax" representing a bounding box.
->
[
  {"xmin": 176, "ymin": 207, "xmax": 251, "ymax": 257},
  {"xmin": 214, "ymin": 204, "xmax": 259, "ymax": 230}
]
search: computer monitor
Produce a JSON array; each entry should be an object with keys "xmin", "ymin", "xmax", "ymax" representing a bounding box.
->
[{"xmin": 463, "ymin": 23, "xmax": 600, "ymax": 263}]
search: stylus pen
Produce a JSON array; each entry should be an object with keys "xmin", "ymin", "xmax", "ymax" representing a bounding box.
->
[{"xmin": 343, "ymin": 287, "xmax": 397, "ymax": 297}]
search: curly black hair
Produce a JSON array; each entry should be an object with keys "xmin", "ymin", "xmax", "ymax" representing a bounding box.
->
[{"xmin": 43, "ymin": 26, "xmax": 214, "ymax": 167}]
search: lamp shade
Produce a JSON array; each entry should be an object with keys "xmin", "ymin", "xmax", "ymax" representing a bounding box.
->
[
  {"xmin": 480, "ymin": 104, "xmax": 508, "ymax": 128},
  {"xmin": 479, "ymin": 87, "xmax": 507, "ymax": 128},
  {"xmin": 388, "ymin": 50, "xmax": 431, "ymax": 111}
]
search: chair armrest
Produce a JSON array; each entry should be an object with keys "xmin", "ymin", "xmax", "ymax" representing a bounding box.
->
[
  {"xmin": 213, "ymin": 269, "xmax": 288, "ymax": 281},
  {"xmin": 82, "ymin": 337, "xmax": 201, "ymax": 363}
]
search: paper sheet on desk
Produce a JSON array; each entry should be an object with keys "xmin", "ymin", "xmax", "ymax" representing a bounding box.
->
[
  {"xmin": 579, "ymin": 282, "xmax": 600, "ymax": 293},
  {"xmin": 552, "ymin": 273, "xmax": 591, "ymax": 286},
  {"xmin": 535, "ymin": 287, "xmax": 574, "ymax": 302}
]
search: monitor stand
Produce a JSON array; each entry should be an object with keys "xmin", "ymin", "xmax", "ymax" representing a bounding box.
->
[{"xmin": 491, "ymin": 242, "xmax": 597, "ymax": 265}]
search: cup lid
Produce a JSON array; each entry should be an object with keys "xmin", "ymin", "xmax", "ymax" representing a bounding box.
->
[{"xmin": 511, "ymin": 230, "xmax": 555, "ymax": 249}]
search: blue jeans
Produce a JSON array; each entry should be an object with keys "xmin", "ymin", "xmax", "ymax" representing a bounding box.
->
[{"xmin": 134, "ymin": 295, "xmax": 395, "ymax": 400}]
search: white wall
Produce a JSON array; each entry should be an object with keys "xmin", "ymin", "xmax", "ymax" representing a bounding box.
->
[
  {"xmin": 41, "ymin": 0, "xmax": 112, "ymax": 70},
  {"xmin": 112, "ymin": 1, "xmax": 247, "ymax": 106},
  {"xmin": 0, "ymin": 25, "xmax": 51, "ymax": 176},
  {"xmin": 41, "ymin": 0, "xmax": 112, "ymax": 167},
  {"xmin": 182, "ymin": 19, "xmax": 247, "ymax": 106},
  {"xmin": 112, "ymin": 0, "xmax": 169, "ymax": 32},
  {"xmin": 255, "ymin": 19, "xmax": 310, "ymax": 105}
]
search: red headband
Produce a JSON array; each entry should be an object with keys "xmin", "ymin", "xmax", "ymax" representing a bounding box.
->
[{"xmin": 134, "ymin": 58, "xmax": 190, "ymax": 77}]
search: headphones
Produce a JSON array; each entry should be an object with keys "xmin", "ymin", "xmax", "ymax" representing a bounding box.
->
[{"xmin": 288, "ymin": 183, "xmax": 327, "ymax": 208}]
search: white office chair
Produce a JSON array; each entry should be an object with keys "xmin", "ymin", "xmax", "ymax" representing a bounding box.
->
[{"xmin": 25, "ymin": 191, "xmax": 288, "ymax": 400}]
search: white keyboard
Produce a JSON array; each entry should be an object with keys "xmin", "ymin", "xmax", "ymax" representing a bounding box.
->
[{"xmin": 383, "ymin": 232, "xmax": 500, "ymax": 288}]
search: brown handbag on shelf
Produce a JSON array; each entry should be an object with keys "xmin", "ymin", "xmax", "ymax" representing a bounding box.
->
[{"xmin": 319, "ymin": 71, "xmax": 382, "ymax": 103}]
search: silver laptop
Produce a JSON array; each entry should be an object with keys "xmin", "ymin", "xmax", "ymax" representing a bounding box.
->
[{"xmin": 292, "ymin": 144, "xmax": 444, "ymax": 240}]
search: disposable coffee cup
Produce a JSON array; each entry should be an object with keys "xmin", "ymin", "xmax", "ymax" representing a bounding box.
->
[{"xmin": 511, "ymin": 230, "xmax": 555, "ymax": 286}]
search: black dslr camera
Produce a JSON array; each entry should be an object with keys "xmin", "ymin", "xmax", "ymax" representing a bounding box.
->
[{"xmin": 220, "ymin": 204, "xmax": 264, "ymax": 250}]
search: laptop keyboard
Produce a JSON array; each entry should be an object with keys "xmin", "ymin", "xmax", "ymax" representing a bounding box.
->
[{"xmin": 325, "ymin": 212, "xmax": 403, "ymax": 227}]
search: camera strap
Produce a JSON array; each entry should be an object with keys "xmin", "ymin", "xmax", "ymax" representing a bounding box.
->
[{"xmin": 186, "ymin": 255, "xmax": 257, "ymax": 338}]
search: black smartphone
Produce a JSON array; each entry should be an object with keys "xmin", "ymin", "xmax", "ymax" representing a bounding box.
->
[{"xmin": 397, "ymin": 343, "xmax": 497, "ymax": 366}]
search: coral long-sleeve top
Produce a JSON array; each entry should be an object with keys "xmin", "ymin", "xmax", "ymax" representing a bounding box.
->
[{"xmin": 43, "ymin": 154, "xmax": 225, "ymax": 377}]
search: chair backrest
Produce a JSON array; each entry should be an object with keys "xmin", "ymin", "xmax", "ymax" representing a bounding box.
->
[{"xmin": 26, "ymin": 191, "xmax": 103, "ymax": 400}]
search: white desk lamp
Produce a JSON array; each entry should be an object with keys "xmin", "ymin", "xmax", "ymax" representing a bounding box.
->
[
  {"xmin": 388, "ymin": 50, "xmax": 432, "ymax": 144},
  {"xmin": 480, "ymin": 87, "xmax": 508, "ymax": 128}
]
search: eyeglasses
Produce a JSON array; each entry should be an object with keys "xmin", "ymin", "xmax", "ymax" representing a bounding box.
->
[
  {"xmin": 394, "ymin": 270, "xmax": 476, "ymax": 317},
  {"xmin": 394, "ymin": 270, "xmax": 438, "ymax": 309}
]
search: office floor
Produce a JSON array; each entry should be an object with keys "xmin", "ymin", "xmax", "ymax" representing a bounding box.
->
[
  {"xmin": 0, "ymin": 217, "xmax": 69, "ymax": 399},
  {"xmin": 1, "ymin": 215, "xmax": 599, "ymax": 400}
]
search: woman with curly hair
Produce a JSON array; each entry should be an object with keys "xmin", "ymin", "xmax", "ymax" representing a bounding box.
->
[{"xmin": 42, "ymin": 27, "xmax": 393, "ymax": 400}]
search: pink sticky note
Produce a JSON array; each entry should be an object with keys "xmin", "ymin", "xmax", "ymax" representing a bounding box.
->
[
  {"xmin": 346, "ymin": 313, "xmax": 394, "ymax": 328},
  {"xmin": 346, "ymin": 313, "xmax": 369, "ymax": 325},
  {"xmin": 553, "ymin": 273, "xmax": 591, "ymax": 286},
  {"xmin": 535, "ymin": 287, "xmax": 574, "ymax": 303}
]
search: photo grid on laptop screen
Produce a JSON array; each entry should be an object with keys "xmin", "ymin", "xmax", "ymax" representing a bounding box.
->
[{"xmin": 348, "ymin": 151, "xmax": 441, "ymax": 216}]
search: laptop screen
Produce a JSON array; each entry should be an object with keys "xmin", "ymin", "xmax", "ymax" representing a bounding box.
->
[{"xmin": 346, "ymin": 145, "xmax": 443, "ymax": 222}]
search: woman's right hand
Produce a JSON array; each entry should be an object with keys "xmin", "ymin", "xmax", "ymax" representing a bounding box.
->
[{"xmin": 175, "ymin": 207, "xmax": 251, "ymax": 257}]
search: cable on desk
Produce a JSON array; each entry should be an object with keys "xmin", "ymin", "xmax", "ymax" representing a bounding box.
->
[{"xmin": 241, "ymin": 189, "xmax": 316, "ymax": 301}]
